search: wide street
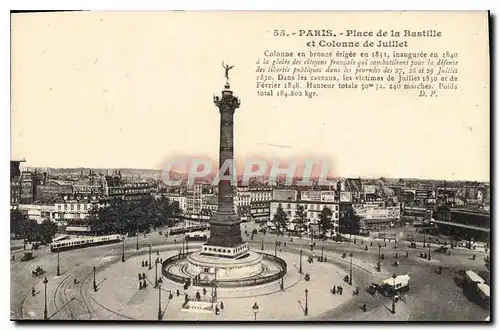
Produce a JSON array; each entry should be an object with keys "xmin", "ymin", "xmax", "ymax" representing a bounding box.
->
[{"xmin": 11, "ymin": 223, "xmax": 490, "ymax": 321}]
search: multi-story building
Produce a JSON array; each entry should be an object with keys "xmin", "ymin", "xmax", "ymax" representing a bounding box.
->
[
  {"xmin": 235, "ymin": 187, "xmax": 251, "ymax": 219},
  {"xmin": 36, "ymin": 179, "xmax": 73, "ymax": 204},
  {"xmin": 19, "ymin": 171, "xmax": 39, "ymax": 204},
  {"xmin": 200, "ymin": 194, "xmax": 218, "ymax": 220},
  {"xmin": 270, "ymin": 189, "xmax": 340, "ymax": 235},
  {"xmin": 246, "ymin": 187, "xmax": 272, "ymax": 222},
  {"xmin": 104, "ymin": 172, "xmax": 156, "ymax": 201},
  {"xmin": 73, "ymin": 171, "xmax": 104, "ymax": 195},
  {"xmin": 185, "ymin": 183, "xmax": 213, "ymax": 217},
  {"xmin": 10, "ymin": 159, "xmax": 26, "ymax": 205},
  {"xmin": 434, "ymin": 206, "xmax": 490, "ymax": 242},
  {"xmin": 17, "ymin": 203, "xmax": 56, "ymax": 223},
  {"xmin": 54, "ymin": 194, "xmax": 101, "ymax": 222},
  {"xmin": 353, "ymin": 201, "xmax": 401, "ymax": 230},
  {"xmin": 250, "ymin": 201, "xmax": 270, "ymax": 222}
]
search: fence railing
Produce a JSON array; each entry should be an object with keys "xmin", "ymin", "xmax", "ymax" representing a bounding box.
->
[{"xmin": 162, "ymin": 251, "xmax": 287, "ymax": 288}]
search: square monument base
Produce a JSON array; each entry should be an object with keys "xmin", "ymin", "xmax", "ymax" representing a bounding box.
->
[{"xmin": 200, "ymin": 242, "xmax": 249, "ymax": 259}]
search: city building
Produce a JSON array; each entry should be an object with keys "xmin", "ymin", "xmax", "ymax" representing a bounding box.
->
[
  {"xmin": 353, "ymin": 201, "xmax": 401, "ymax": 230},
  {"xmin": 36, "ymin": 179, "xmax": 73, "ymax": 203},
  {"xmin": 104, "ymin": 172, "xmax": 156, "ymax": 200},
  {"xmin": 235, "ymin": 187, "xmax": 251, "ymax": 220},
  {"xmin": 19, "ymin": 171, "xmax": 39, "ymax": 204},
  {"xmin": 185, "ymin": 183, "xmax": 213, "ymax": 217},
  {"xmin": 73, "ymin": 170, "xmax": 104, "ymax": 195},
  {"xmin": 17, "ymin": 204, "xmax": 56, "ymax": 223},
  {"xmin": 10, "ymin": 159, "xmax": 26, "ymax": 205},
  {"xmin": 433, "ymin": 206, "xmax": 490, "ymax": 242},
  {"xmin": 270, "ymin": 189, "xmax": 340, "ymax": 235},
  {"xmin": 54, "ymin": 194, "xmax": 101, "ymax": 222}
]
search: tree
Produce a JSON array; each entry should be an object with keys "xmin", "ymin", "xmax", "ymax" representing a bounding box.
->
[
  {"xmin": 10, "ymin": 210, "xmax": 27, "ymax": 239},
  {"xmin": 318, "ymin": 207, "xmax": 333, "ymax": 238},
  {"xmin": 272, "ymin": 204, "xmax": 288, "ymax": 234},
  {"xmin": 339, "ymin": 208, "xmax": 361, "ymax": 235},
  {"xmin": 37, "ymin": 219, "xmax": 57, "ymax": 244},
  {"xmin": 295, "ymin": 205, "xmax": 306, "ymax": 232}
]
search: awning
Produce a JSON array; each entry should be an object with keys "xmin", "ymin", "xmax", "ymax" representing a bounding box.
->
[{"xmin": 432, "ymin": 220, "xmax": 490, "ymax": 232}]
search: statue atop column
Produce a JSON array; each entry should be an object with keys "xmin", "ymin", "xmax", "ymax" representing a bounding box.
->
[{"xmin": 222, "ymin": 62, "xmax": 234, "ymax": 84}]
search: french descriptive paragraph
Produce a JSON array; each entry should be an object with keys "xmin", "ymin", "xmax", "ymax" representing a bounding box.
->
[{"xmin": 255, "ymin": 50, "xmax": 459, "ymax": 99}]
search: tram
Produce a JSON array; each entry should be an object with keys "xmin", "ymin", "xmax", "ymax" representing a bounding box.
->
[{"xmin": 50, "ymin": 234, "xmax": 122, "ymax": 252}]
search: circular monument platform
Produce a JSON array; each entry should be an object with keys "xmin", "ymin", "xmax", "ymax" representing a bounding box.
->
[
  {"xmin": 163, "ymin": 248, "xmax": 287, "ymax": 288},
  {"xmin": 187, "ymin": 250, "xmax": 263, "ymax": 280}
]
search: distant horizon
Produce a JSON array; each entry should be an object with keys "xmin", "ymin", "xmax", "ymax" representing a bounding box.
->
[
  {"xmin": 11, "ymin": 13, "xmax": 489, "ymax": 183},
  {"xmin": 16, "ymin": 163, "xmax": 490, "ymax": 184}
]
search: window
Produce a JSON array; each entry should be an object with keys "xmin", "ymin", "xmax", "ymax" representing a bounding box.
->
[
  {"xmin": 77, "ymin": 204, "xmax": 81, "ymax": 211},
  {"xmin": 70, "ymin": 204, "xmax": 74, "ymax": 211}
]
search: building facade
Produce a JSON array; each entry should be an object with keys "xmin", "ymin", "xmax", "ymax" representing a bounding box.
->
[
  {"xmin": 36, "ymin": 180, "xmax": 73, "ymax": 203},
  {"xmin": 54, "ymin": 195, "xmax": 101, "ymax": 222},
  {"xmin": 17, "ymin": 204, "xmax": 56, "ymax": 223}
]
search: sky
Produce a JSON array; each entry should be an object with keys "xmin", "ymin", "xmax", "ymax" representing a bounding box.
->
[{"xmin": 11, "ymin": 11, "xmax": 490, "ymax": 182}]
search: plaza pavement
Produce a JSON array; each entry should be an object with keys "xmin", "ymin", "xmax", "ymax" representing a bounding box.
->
[
  {"xmin": 12, "ymin": 224, "xmax": 490, "ymax": 321},
  {"xmin": 90, "ymin": 248, "xmax": 357, "ymax": 321}
]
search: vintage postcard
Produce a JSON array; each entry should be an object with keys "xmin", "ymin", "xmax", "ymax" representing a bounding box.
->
[{"xmin": 10, "ymin": 11, "xmax": 490, "ymax": 321}]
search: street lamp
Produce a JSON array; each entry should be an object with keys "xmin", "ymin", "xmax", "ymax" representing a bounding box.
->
[
  {"xmin": 121, "ymin": 236, "xmax": 125, "ymax": 263},
  {"xmin": 186, "ymin": 238, "xmax": 189, "ymax": 254},
  {"xmin": 43, "ymin": 276, "xmax": 48, "ymax": 320},
  {"xmin": 149, "ymin": 244, "xmax": 152, "ymax": 270},
  {"xmin": 349, "ymin": 253, "xmax": 353, "ymax": 285},
  {"xmin": 155, "ymin": 257, "xmax": 159, "ymax": 287},
  {"xmin": 93, "ymin": 266, "xmax": 97, "ymax": 292},
  {"xmin": 136, "ymin": 226, "xmax": 139, "ymax": 250},
  {"xmin": 377, "ymin": 244, "xmax": 381, "ymax": 272},
  {"xmin": 274, "ymin": 240, "xmax": 278, "ymax": 257},
  {"xmin": 157, "ymin": 278, "xmax": 163, "ymax": 320},
  {"xmin": 391, "ymin": 273, "xmax": 396, "ymax": 314},
  {"xmin": 428, "ymin": 243, "xmax": 431, "ymax": 261},
  {"xmin": 261, "ymin": 236, "xmax": 264, "ymax": 251},
  {"xmin": 252, "ymin": 302, "xmax": 259, "ymax": 321},
  {"xmin": 57, "ymin": 250, "xmax": 60, "ymax": 276},
  {"xmin": 304, "ymin": 289, "xmax": 309, "ymax": 316},
  {"xmin": 321, "ymin": 245, "xmax": 324, "ymax": 261},
  {"xmin": 299, "ymin": 248, "xmax": 303, "ymax": 274}
]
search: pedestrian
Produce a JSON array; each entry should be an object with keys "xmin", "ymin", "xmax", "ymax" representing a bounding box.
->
[
  {"xmin": 31, "ymin": 287, "xmax": 36, "ymax": 296},
  {"xmin": 143, "ymin": 279, "xmax": 147, "ymax": 288},
  {"xmin": 332, "ymin": 286, "xmax": 336, "ymax": 295},
  {"xmin": 138, "ymin": 273, "xmax": 142, "ymax": 280},
  {"xmin": 220, "ymin": 301, "xmax": 224, "ymax": 310},
  {"xmin": 196, "ymin": 290, "xmax": 201, "ymax": 300},
  {"xmin": 177, "ymin": 289, "xmax": 180, "ymax": 297},
  {"xmin": 139, "ymin": 281, "xmax": 143, "ymax": 290},
  {"xmin": 141, "ymin": 261, "xmax": 145, "ymax": 267},
  {"xmin": 185, "ymin": 293, "xmax": 188, "ymax": 303},
  {"xmin": 74, "ymin": 278, "xmax": 77, "ymax": 285},
  {"xmin": 203, "ymin": 288, "xmax": 207, "ymax": 295},
  {"xmin": 284, "ymin": 242, "xmax": 287, "ymax": 247},
  {"xmin": 215, "ymin": 305, "xmax": 220, "ymax": 315},
  {"xmin": 142, "ymin": 272, "xmax": 146, "ymax": 279}
]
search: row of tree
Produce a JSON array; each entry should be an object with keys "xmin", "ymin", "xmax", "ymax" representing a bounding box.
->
[
  {"xmin": 272, "ymin": 204, "xmax": 361, "ymax": 237},
  {"xmin": 86, "ymin": 196, "xmax": 181, "ymax": 235},
  {"xmin": 10, "ymin": 211, "xmax": 58, "ymax": 244}
]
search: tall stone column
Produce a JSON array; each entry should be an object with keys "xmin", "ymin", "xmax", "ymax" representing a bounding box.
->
[{"xmin": 205, "ymin": 83, "xmax": 244, "ymax": 248}]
